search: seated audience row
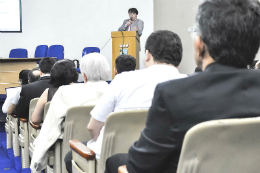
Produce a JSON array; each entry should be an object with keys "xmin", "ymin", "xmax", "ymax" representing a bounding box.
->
[
  {"xmin": 14, "ymin": 57, "xmax": 56, "ymax": 118},
  {"xmin": 11, "ymin": 0, "xmax": 260, "ymax": 172},
  {"xmin": 30, "ymin": 53, "xmax": 110, "ymax": 171},
  {"xmin": 105, "ymin": 0, "xmax": 260, "ymax": 173},
  {"xmin": 31, "ymin": 59, "xmax": 78, "ymax": 124},
  {"xmin": 62, "ymin": 30, "xmax": 187, "ymax": 172}
]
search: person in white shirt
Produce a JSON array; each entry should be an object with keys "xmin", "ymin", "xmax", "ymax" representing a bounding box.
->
[
  {"xmin": 66, "ymin": 30, "xmax": 188, "ymax": 173},
  {"xmin": 5, "ymin": 68, "xmax": 40, "ymax": 115},
  {"xmin": 86, "ymin": 30, "xmax": 187, "ymax": 161},
  {"xmin": 2, "ymin": 69, "xmax": 30, "ymax": 114},
  {"xmin": 30, "ymin": 53, "xmax": 110, "ymax": 172}
]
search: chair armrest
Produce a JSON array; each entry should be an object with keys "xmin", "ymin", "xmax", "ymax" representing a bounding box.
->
[
  {"xmin": 29, "ymin": 120, "xmax": 41, "ymax": 129},
  {"xmin": 10, "ymin": 114, "xmax": 17, "ymax": 118},
  {"xmin": 69, "ymin": 139, "xmax": 95, "ymax": 160},
  {"xmin": 118, "ymin": 165, "xmax": 128, "ymax": 173},
  {"xmin": 20, "ymin": 118, "xmax": 28, "ymax": 122}
]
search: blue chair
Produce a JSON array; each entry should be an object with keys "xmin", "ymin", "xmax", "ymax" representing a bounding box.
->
[
  {"xmin": 82, "ymin": 47, "xmax": 100, "ymax": 57},
  {"xmin": 77, "ymin": 47, "xmax": 100, "ymax": 73},
  {"xmin": 34, "ymin": 45, "xmax": 48, "ymax": 58},
  {"xmin": 9, "ymin": 48, "xmax": 28, "ymax": 58},
  {"xmin": 47, "ymin": 45, "xmax": 64, "ymax": 60}
]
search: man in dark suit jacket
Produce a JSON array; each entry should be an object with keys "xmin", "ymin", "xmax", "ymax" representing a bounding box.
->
[
  {"xmin": 14, "ymin": 57, "xmax": 56, "ymax": 119},
  {"xmin": 105, "ymin": 0, "xmax": 260, "ymax": 173},
  {"xmin": 118, "ymin": 8, "xmax": 144, "ymax": 36}
]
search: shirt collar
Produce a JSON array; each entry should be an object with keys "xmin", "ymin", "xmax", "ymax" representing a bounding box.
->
[{"xmin": 204, "ymin": 62, "xmax": 247, "ymax": 73}]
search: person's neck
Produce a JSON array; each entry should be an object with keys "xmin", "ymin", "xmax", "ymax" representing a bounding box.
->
[
  {"xmin": 201, "ymin": 55, "xmax": 215, "ymax": 71},
  {"xmin": 40, "ymin": 73, "xmax": 50, "ymax": 77},
  {"xmin": 146, "ymin": 62, "xmax": 176, "ymax": 68}
]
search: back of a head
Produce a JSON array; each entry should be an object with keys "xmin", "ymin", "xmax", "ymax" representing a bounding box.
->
[
  {"xmin": 80, "ymin": 53, "xmax": 110, "ymax": 81},
  {"xmin": 28, "ymin": 68, "xmax": 40, "ymax": 83},
  {"xmin": 19, "ymin": 70, "xmax": 30, "ymax": 85},
  {"xmin": 39, "ymin": 57, "xmax": 56, "ymax": 74},
  {"xmin": 115, "ymin": 55, "xmax": 136, "ymax": 74},
  {"xmin": 196, "ymin": 0, "xmax": 260, "ymax": 68},
  {"xmin": 49, "ymin": 59, "xmax": 79, "ymax": 87},
  {"xmin": 145, "ymin": 30, "xmax": 183, "ymax": 67}
]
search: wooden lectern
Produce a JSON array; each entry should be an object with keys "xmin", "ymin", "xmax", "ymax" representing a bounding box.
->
[
  {"xmin": 0, "ymin": 58, "xmax": 42, "ymax": 94},
  {"xmin": 111, "ymin": 31, "xmax": 140, "ymax": 79}
]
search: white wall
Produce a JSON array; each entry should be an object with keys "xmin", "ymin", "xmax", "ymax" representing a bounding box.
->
[
  {"xmin": 0, "ymin": 0, "xmax": 153, "ymax": 80},
  {"xmin": 154, "ymin": 0, "xmax": 200, "ymax": 75},
  {"xmin": 153, "ymin": 0, "xmax": 260, "ymax": 74}
]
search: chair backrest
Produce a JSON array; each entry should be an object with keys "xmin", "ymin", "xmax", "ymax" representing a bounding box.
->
[
  {"xmin": 9, "ymin": 48, "xmax": 28, "ymax": 58},
  {"xmin": 177, "ymin": 118, "xmax": 260, "ymax": 173},
  {"xmin": 28, "ymin": 98, "xmax": 39, "ymax": 144},
  {"xmin": 98, "ymin": 109, "xmax": 148, "ymax": 173},
  {"xmin": 35, "ymin": 45, "xmax": 48, "ymax": 58},
  {"xmin": 29, "ymin": 98, "xmax": 40, "ymax": 120},
  {"xmin": 82, "ymin": 47, "xmax": 100, "ymax": 57},
  {"xmin": 62, "ymin": 105, "xmax": 95, "ymax": 173},
  {"xmin": 47, "ymin": 45, "xmax": 64, "ymax": 60},
  {"xmin": 43, "ymin": 101, "xmax": 51, "ymax": 120}
]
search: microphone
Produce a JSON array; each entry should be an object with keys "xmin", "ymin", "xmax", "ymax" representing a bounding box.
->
[{"xmin": 120, "ymin": 31, "xmax": 124, "ymax": 55}]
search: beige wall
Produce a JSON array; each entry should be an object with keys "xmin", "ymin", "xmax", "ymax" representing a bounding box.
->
[
  {"xmin": 153, "ymin": 0, "xmax": 260, "ymax": 74},
  {"xmin": 154, "ymin": 0, "xmax": 200, "ymax": 75}
]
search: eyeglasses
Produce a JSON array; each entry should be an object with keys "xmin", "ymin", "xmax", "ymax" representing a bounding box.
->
[{"xmin": 188, "ymin": 26, "xmax": 198, "ymax": 39}]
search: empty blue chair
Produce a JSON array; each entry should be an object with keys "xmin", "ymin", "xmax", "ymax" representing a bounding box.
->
[
  {"xmin": 9, "ymin": 48, "xmax": 28, "ymax": 58},
  {"xmin": 34, "ymin": 45, "xmax": 48, "ymax": 58},
  {"xmin": 82, "ymin": 47, "xmax": 100, "ymax": 57},
  {"xmin": 47, "ymin": 45, "xmax": 64, "ymax": 60}
]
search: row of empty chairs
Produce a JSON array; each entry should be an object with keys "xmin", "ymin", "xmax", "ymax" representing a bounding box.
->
[
  {"xmin": 9, "ymin": 45, "xmax": 64, "ymax": 60},
  {"xmin": 9, "ymin": 46, "xmax": 100, "ymax": 60}
]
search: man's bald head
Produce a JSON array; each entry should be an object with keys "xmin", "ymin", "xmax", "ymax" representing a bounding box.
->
[{"xmin": 28, "ymin": 68, "xmax": 41, "ymax": 83}]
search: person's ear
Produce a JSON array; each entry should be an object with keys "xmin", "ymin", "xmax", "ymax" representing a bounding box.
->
[
  {"xmin": 83, "ymin": 73, "xmax": 88, "ymax": 83},
  {"xmin": 194, "ymin": 35, "xmax": 205, "ymax": 58},
  {"xmin": 145, "ymin": 50, "xmax": 151, "ymax": 62},
  {"xmin": 114, "ymin": 68, "xmax": 118, "ymax": 76},
  {"xmin": 39, "ymin": 70, "xmax": 43, "ymax": 76}
]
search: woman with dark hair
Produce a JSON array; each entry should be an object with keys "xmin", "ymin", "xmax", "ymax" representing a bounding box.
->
[
  {"xmin": 3, "ymin": 69, "xmax": 30, "ymax": 114},
  {"xmin": 31, "ymin": 60, "xmax": 78, "ymax": 124},
  {"xmin": 19, "ymin": 70, "xmax": 30, "ymax": 85}
]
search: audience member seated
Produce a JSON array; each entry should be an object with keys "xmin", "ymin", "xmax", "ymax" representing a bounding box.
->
[
  {"xmin": 30, "ymin": 53, "xmax": 110, "ymax": 172},
  {"xmin": 105, "ymin": 0, "xmax": 260, "ymax": 173},
  {"xmin": 6, "ymin": 68, "xmax": 41, "ymax": 115},
  {"xmin": 31, "ymin": 60, "xmax": 78, "ymax": 124},
  {"xmin": 2, "ymin": 69, "xmax": 30, "ymax": 114},
  {"xmin": 64, "ymin": 30, "xmax": 187, "ymax": 173},
  {"xmin": 13, "ymin": 57, "xmax": 56, "ymax": 118},
  {"xmin": 28, "ymin": 68, "xmax": 41, "ymax": 83},
  {"xmin": 114, "ymin": 54, "xmax": 136, "ymax": 76}
]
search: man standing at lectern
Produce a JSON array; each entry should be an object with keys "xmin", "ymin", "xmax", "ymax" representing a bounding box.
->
[{"xmin": 118, "ymin": 8, "xmax": 144, "ymax": 36}]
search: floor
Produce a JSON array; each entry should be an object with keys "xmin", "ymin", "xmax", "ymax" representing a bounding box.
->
[{"xmin": 0, "ymin": 122, "xmax": 31, "ymax": 173}]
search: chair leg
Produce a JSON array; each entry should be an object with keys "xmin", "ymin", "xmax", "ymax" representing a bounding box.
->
[
  {"xmin": 12, "ymin": 119, "xmax": 20, "ymax": 157},
  {"xmin": 54, "ymin": 141, "xmax": 62, "ymax": 173}
]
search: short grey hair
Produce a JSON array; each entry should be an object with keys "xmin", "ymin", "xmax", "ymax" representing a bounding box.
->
[{"xmin": 80, "ymin": 53, "xmax": 110, "ymax": 81}]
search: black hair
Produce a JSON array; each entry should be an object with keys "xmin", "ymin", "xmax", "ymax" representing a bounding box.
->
[
  {"xmin": 145, "ymin": 30, "xmax": 183, "ymax": 67},
  {"xmin": 128, "ymin": 8, "xmax": 138, "ymax": 15},
  {"xmin": 28, "ymin": 68, "xmax": 40, "ymax": 83},
  {"xmin": 49, "ymin": 59, "xmax": 79, "ymax": 87},
  {"xmin": 19, "ymin": 70, "xmax": 30, "ymax": 85},
  {"xmin": 196, "ymin": 0, "xmax": 260, "ymax": 68},
  {"xmin": 115, "ymin": 54, "xmax": 136, "ymax": 74},
  {"xmin": 39, "ymin": 57, "xmax": 56, "ymax": 73}
]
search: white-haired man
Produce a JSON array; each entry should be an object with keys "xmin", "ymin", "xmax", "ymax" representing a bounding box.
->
[{"xmin": 30, "ymin": 53, "xmax": 110, "ymax": 171}]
